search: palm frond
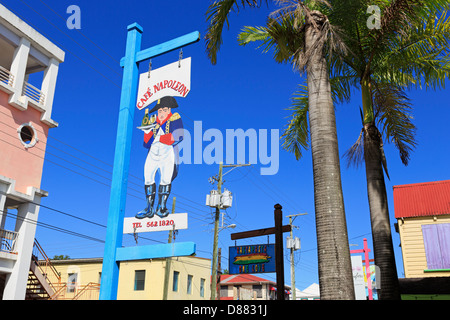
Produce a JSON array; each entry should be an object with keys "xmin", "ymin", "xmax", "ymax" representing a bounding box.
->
[
  {"xmin": 373, "ymin": 9, "xmax": 450, "ymax": 90},
  {"xmin": 343, "ymin": 128, "xmax": 364, "ymax": 168},
  {"xmin": 205, "ymin": 0, "xmax": 267, "ymax": 65},
  {"xmin": 281, "ymin": 84, "xmax": 310, "ymax": 160},
  {"xmin": 239, "ymin": 2, "xmax": 351, "ymax": 73},
  {"xmin": 238, "ymin": 14, "xmax": 304, "ymax": 64},
  {"xmin": 328, "ymin": 67, "xmax": 358, "ymax": 105},
  {"xmin": 372, "ymin": 82, "xmax": 417, "ymax": 166},
  {"xmin": 360, "ymin": 0, "xmax": 449, "ymax": 79},
  {"xmin": 282, "ymin": 71, "xmax": 356, "ymax": 160}
]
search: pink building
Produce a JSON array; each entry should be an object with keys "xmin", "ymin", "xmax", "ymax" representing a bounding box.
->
[{"xmin": 0, "ymin": 4, "xmax": 64, "ymax": 300}]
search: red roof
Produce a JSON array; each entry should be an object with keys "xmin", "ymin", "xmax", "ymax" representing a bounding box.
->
[
  {"xmin": 219, "ymin": 274, "xmax": 274, "ymax": 285},
  {"xmin": 393, "ymin": 180, "xmax": 450, "ymax": 218}
]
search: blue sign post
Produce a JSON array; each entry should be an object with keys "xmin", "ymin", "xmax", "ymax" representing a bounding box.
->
[{"xmin": 99, "ymin": 23, "xmax": 200, "ymax": 300}]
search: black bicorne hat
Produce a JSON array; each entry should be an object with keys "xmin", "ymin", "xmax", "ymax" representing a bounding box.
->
[{"xmin": 149, "ymin": 96, "xmax": 178, "ymax": 113}]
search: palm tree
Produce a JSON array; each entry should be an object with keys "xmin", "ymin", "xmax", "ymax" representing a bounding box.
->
[
  {"xmin": 238, "ymin": 0, "xmax": 450, "ymax": 299},
  {"xmin": 205, "ymin": 0, "xmax": 355, "ymax": 299},
  {"xmin": 342, "ymin": 2, "xmax": 450, "ymax": 300}
]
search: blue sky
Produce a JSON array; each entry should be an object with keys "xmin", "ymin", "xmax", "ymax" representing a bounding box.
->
[{"xmin": 3, "ymin": 0, "xmax": 450, "ymax": 292}]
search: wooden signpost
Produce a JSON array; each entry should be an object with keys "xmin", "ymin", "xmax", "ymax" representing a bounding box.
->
[{"xmin": 230, "ymin": 204, "xmax": 291, "ymax": 300}]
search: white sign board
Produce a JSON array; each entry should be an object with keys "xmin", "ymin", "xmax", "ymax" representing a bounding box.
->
[
  {"xmin": 351, "ymin": 255, "xmax": 366, "ymax": 300},
  {"xmin": 136, "ymin": 57, "xmax": 191, "ymax": 110},
  {"xmin": 123, "ymin": 213, "xmax": 188, "ymax": 234}
]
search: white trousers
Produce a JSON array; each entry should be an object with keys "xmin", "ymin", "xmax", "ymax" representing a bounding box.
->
[{"xmin": 144, "ymin": 141, "xmax": 175, "ymax": 186}]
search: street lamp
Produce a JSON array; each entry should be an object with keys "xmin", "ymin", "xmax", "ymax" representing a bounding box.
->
[{"xmin": 220, "ymin": 223, "xmax": 236, "ymax": 231}]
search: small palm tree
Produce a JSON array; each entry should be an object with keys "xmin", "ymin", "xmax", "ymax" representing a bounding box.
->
[
  {"xmin": 239, "ymin": 0, "xmax": 450, "ymax": 299},
  {"xmin": 205, "ymin": 0, "xmax": 355, "ymax": 299}
]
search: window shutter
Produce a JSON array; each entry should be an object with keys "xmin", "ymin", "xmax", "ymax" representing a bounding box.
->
[
  {"xmin": 422, "ymin": 225, "xmax": 443, "ymax": 270},
  {"xmin": 437, "ymin": 224, "xmax": 450, "ymax": 269}
]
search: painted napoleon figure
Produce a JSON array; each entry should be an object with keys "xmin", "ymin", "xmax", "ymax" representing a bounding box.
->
[{"xmin": 136, "ymin": 96, "xmax": 183, "ymax": 219}]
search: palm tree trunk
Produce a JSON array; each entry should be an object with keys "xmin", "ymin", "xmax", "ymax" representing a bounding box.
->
[
  {"xmin": 305, "ymin": 11, "xmax": 355, "ymax": 300},
  {"xmin": 361, "ymin": 81, "xmax": 401, "ymax": 300},
  {"xmin": 363, "ymin": 123, "xmax": 401, "ymax": 300}
]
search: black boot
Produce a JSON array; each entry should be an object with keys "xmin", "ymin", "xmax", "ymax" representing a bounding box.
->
[
  {"xmin": 136, "ymin": 183, "xmax": 156, "ymax": 219},
  {"xmin": 156, "ymin": 184, "xmax": 171, "ymax": 218}
]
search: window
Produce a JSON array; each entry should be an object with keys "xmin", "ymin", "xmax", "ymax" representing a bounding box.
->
[
  {"xmin": 134, "ymin": 270, "xmax": 145, "ymax": 291},
  {"xmin": 20, "ymin": 126, "xmax": 33, "ymax": 143},
  {"xmin": 17, "ymin": 123, "xmax": 38, "ymax": 148},
  {"xmin": 200, "ymin": 278, "xmax": 205, "ymax": 297},
  {"xmin": 253, "ymin": 284, "xmax": 262, "ymax": 298},
  {"xmin": 173, "ymin": 271, "xmax": 179, "ymax": 292},
  {"xmin": 220, "ymin": 285, "xmax": 228, "ymax": 297},
  {"xmin": 67, "ymin": 273, "xmax": 77, "ymax": 293},
  {"xmin": 422, "ymin": 223, "xmax": 450, "ymax": 270},
  {"xmin": 187, "ymin": 274, "xmax": 193, "ymax": 294}
]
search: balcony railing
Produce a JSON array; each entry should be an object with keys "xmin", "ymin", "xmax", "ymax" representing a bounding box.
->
[
  {"xmin": 23, "ymin": 81, "xmax": 45, "ymax": 105},
  {"xmin": 0, "ymin": 229, "xmax": 18, "ymax": 254},
  {"xmin": 0, "ymin": 65, "xmax": 14, "ymax": 87},
  {"xmin": 0, "ymin": 66, "xmax": 45, "ymax": 105},
  {"xmin": 51, "ymin": 282, "xmax": 100, "ymax": 300}
]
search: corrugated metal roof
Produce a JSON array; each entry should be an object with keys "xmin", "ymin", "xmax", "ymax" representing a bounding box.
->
[
  {"xmin": 393, "ymin": 180, "xmax": 450, "ymax": 218},
  {"xmin": 219, "ymin": 274, "xmax": 273, "ymax": 285}
]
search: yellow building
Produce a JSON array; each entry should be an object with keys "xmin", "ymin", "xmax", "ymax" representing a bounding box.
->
[
  {"xmin": 47, "ymin": 256, "xmax": 211, "ymax": 300},
  {"xmin": 393, "ymin": 180, "xmax": 450, "ymax": 299}
]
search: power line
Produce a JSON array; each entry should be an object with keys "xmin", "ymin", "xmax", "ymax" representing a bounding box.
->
[
  {"xmin": 1, "ymin": 208, "xmax": 105, "ymax": 243},
  {"xmin": 0, "ymin": 111, "xmax": 211, "ymax": 217},
  {"xmin": 18, "ymin": 0, "xmax": 122, "ymax": 77},
  {"xmin": 0, "ymin": 131, "xmax": 211, "ymax": 219},
  {"xmin": 4, "ymin": 1, "xmax": 122, "ymax": 88},
  {"xmin": 36, "ymin": 0, "xmax": 120, "ymax": 65},
  {"xmin": 0, "ymin": 1, "xmax": 313, "ymax": 278}
]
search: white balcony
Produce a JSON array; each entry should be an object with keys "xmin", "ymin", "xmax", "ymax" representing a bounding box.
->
[
  {"xmin": 0, "ymin": 3, "xmax": 64, "ymax": 128},
  {"xmin": 0, "ymin": 228, "xmax": 18, "ymax": 255},
  {"xmin": 22, "ymin": 81, "xmax": 45, "ymax": 106},
  {"xmin": 0, "ymin": 65, "xmax": 13, "ymax": 87}
]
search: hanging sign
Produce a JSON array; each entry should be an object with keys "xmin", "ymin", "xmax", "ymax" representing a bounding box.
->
[
  {"xmin": 123, "ymin": 213, "xmax": 188, "ymax": 234},
  {"xmin": 229, "ymin": 244, "xmax": 276, "ymax": 274},
  {"xmin": 136, "ymin": 57, "xmax": 191, "ymax": 110}
]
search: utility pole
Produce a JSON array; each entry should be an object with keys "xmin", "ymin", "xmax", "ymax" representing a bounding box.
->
[
  {"xmin": 218, "ymin": 247, "xmax": 222, "ymax": 299},
  {"xmin": 162, "ymin": 197, "xmax": 176, "ymax": 300},
  {"xmin": 211, "ymin": 162, "xmax": 222, "ymax": 300},
  {"xmin": 210, "ymin": 162, "xmax": 249, "ymax": 300},
  {"xmin": 286, "ymin": 213, "xmax": 307, "ymax": 300}
]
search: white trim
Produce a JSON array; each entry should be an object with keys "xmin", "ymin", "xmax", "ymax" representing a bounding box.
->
[
  {"xmin": 0, "ymin": 4, "xmax": 64, "ymax": 62},
  {"xmin": 17, "ymin": 122, "xmax": 38, "ymax": 148},
  {"xmin": 0, "ymin": 174, "xmax": 48, "ymax": 203}
]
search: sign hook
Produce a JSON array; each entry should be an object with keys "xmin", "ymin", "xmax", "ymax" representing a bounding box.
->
[
  {"xmin": 147, "ymin": 59, "xmax": 152, "ymax": 78},
  {"xmin": 178, "ymin": 49, "xmax": 183, "ymax": 68}
]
